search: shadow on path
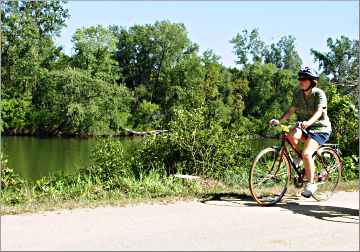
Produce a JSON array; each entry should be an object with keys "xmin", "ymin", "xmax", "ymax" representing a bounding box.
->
[
  {"xmin": 200, "ymin": 192, "xmax": 259, "ymax": 207},
  {"xmin": 200, "ymin": 192, "xmax": 359, "ymax": 224},
  {"xmin": 276, "ymin": 202, "xmax": 359, "ymax": 224}
]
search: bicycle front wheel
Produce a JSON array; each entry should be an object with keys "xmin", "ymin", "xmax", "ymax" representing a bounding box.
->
[
  {"xmin": 312, "ymin": 147, "xmax": 342, "ymax": 201},
  {"xmin": 249, "ymin": 147, "xmax": 290, "ymax": 206}
]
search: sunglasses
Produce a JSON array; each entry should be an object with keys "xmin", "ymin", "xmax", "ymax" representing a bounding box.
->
[{"xmin": 298, "ymin": 77, "xmax": 309, "ymax": 81}]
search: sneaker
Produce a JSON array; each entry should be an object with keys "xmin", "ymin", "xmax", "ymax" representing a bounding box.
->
[{"xmin": 301, "ymin": 183, "xmax": 317, "ymax": 198}]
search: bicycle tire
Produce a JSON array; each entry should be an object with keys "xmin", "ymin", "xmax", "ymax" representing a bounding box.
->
[
  {"xmin": 249, "ymin": 147, "xmax": 291, "ymax": 206},
  {"xmin": 312, "ymin": 147, "xmax": 342, "ymax": 201}
]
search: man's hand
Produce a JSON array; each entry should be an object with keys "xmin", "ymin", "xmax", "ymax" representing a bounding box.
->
[
  {"xmin": 300, "ymin": 121, "xmax": 311, "ymax": 129},
  {"xmin": 269, "ymin": 119, "xmax": 280, "ymax": 126}
]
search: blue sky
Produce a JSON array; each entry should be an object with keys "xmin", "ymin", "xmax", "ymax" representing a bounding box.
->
[{"xmin": 55, "ymin": 1, "xmax": 359, "ymax": 68}]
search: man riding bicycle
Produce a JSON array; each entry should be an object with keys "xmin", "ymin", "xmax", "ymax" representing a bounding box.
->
[{"xmin": 269, "ymin": 66, "xmax": 332, "ymax": 198}]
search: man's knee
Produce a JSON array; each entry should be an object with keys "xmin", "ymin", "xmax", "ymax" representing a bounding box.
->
[
  {"xmin": 302, "ymin": 150, "xmax": 314, "ymax": 159},
  {"xmin": 290, "ymin": 127, "xmax": 302, "ymax": 140}
]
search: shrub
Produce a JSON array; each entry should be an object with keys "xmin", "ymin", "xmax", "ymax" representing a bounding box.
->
[
  {"xmin": 342, "ymin": 155, "xmax": 359, "ymax": 181},
  {"xmin": 131, "ymin": 107, "xmax": 252, "ymax": 186},
  {"xmin": 84, "ymin": 138, "xmax": 132, "ymax": 184},
  {"xmin": 0, "ymin": 155, "xmax": 27, "ymax": 205},
  {"xmin": 0, "ymin": 155, "xmax": 25, "ymax": 191}
]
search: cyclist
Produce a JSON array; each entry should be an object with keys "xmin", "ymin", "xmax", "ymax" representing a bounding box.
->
[{"xmin": 269, "ymin": 66, "xmax": 332, "ymax": 198}]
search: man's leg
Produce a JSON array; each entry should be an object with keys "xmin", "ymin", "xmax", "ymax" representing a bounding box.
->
[
  {"xmin": 287, "ymin": 127, "xmax": 304, "ymax": 154},
  {"xmin": 302, "ymin": 137, "xmax": 320, "ymax": 183}
]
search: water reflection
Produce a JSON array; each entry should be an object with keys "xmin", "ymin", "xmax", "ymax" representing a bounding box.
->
[{"xmin": 1, "ymin": 136, "xmax": 138, "ymax": 180}]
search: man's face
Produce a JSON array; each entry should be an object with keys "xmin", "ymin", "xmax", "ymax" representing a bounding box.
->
[{"xmin": 298, "ymin": 77, "xmax": 311, "ymax": 90}]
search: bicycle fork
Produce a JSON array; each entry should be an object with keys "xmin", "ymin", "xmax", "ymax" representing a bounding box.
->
[{"xmin": 270, "ymin": 147, "xmax": 288, "ymax": 178}]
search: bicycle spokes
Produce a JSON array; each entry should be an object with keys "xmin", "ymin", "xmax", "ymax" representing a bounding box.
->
[
  {"xmin": 312, "ymin": 148, "xmax": 342, "ymax": 201},
  {"xmin": 249, "ymin": 147, "xmax": 289, "ymax": 206}
]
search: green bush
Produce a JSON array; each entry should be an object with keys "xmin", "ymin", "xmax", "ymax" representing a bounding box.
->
[
  {"xmin": 0, "ymin": 155, "xmax": 27, "ymax": 205},
  {"xmin": 0, "ymin": 156, "xmax": 25, "ymax": 191},
  {"xmin": 85, "ymin": 138, "xmax": 131, "ymax": 181},
  {"xmin": 342, "ymin": 155, "xmax": 359, "ymax": 181},
  {"xmin": 325, "ymin": 85, "xmax": 359, "ymax": 156},
  {"xmin": 131, "ymin": 107, "xmax": 252, "ymax": 186},
  {"xmin": 0, "ymin": 167, "xmax": 25, "ymax": 191}
]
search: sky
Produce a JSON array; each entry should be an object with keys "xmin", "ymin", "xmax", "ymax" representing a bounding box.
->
[{"xmin": 55, "ymin": 1, "xmax": 359, "ymax": 69}]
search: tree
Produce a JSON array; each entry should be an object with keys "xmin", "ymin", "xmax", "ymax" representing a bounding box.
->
[
  {"xmin": 71, "ymin": 25, "xmax": 120, "ymax": 83},
  {"xmin": 1, "ymin": 0, "xmax": 69, "ymax": 98},
  {"xmin": 242, "ymin": 63, "xmax": 297, "ymax": 121},
  {"xmin": 111, "ymin": 21, "xmax": 197, "ymax": 93},
  {"xmin": 31, "ymin": 68, "xmax": 133, "ymax": 135},
  {"xmin": 311, "ymin": 36, "xmax": 359, "ymax": 96},
  {"xmin": 231, "ymin": 30, "xmax": 302, "ymax": 71},
  {"xmin": 162, "ymin": 50, "xmax": 205, "ymax": 120},
  {"xmin": 131, "ymin": 100, "xmax": 162, "ymax": 130},
  {"xmin": 111, "ymin": 21, "xmax": 201, "ymax": 128},
  {"xmin": 230, "ymin": 29, "xmax": 265, "ymax": 67},
  {"xmin": 264, "ymin": 35, "xmax": 302, "ymax": 71}
]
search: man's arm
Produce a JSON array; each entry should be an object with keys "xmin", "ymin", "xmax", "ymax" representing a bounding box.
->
[
  {"xmin": 301, "ymin": 107, "xmax": 323, "ymax": 129},
  {"xmin": 279, "ymin": 106, "xmax": 296, "ymax": 123},
  {"xmin": 301, "ymin": 91, "xmax": 326, "ymax": 129}
]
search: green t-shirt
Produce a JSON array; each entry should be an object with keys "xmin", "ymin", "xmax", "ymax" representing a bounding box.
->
[{"xmin": 292, "ymin": 87, "xmax": 332, "ymax": 134}]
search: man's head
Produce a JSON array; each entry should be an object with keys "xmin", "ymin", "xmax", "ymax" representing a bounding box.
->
[{"xmin": 298, "ymin": 67, "xmax": 319, "ymax": 91}]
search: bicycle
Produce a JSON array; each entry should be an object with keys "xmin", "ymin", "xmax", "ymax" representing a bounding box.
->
[{"xmin": 249, "ymin": 123, "xmax": 343, "ymax": 206}]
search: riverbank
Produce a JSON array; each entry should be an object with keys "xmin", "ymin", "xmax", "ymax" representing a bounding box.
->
[
  {"xmin": 2, "ymin": 127, "xmax": 272, "ymax": 140},
  {"xmin": 1, "ymin": 128, "xmax": 169, "ymax": 138}
]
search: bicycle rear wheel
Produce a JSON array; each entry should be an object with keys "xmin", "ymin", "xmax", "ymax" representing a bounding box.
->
[
  {"xmin": 312, "ymin": 147, "xmax": 342, "ymax": 201},
  {"xmin": 249, "ymin": 147, "xmax": 290, "ymax": 206}
]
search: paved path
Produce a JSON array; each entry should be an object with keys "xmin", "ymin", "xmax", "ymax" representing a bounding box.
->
[{"xmin": 1, "ymin": 191, "xmax": 359, "ymax": 251}]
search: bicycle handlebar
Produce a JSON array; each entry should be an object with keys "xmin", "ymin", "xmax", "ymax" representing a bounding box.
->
[{"xmin": 271, "ymin": 122, "xmax": 309, "ymax": 136}]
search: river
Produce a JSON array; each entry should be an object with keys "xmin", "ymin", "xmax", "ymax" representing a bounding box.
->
[
  {"xmin": 1, "ymin": 136, "xmax": 277, "ymax": 181},
  {"xmin": 1, "ymin": 136, "xmax": 139, "ymax": 180}
]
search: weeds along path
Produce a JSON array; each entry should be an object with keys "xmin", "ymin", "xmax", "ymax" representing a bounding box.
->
[{"xmin": 1, "ymin": 191, "xmax": 359, "ymax": 251}]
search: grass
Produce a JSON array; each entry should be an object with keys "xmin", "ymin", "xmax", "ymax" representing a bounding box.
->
[
  {"xmin": 1, "ymin": 175, "xmax": 357, "ymax": 215},
  {"xmin": 0, "ymin": 173, "xmax": 238, "ymax": 215}
]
